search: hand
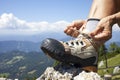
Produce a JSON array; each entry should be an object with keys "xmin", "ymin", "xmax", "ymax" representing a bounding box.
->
[
  {"xmin": 64, "ymin": 20, "xmax": 87, "ymax": 37},
  {"xmin": 90, "ymin": 16, "xmax": 115, "ymax": 43}
]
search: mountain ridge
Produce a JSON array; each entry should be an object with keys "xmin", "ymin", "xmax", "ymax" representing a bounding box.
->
[{"xmin": 0, "ymin": 41, "xmax": 41, "ymax": 53}]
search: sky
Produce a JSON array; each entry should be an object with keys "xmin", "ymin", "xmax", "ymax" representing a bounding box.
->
[
  {"xmin": 0, "ymin": 0, "xmax": 93, "ymax": 35},
  {"xmin": 0, "ymin": 0, "xmax": 120, "ymax": 42},
  {"xmin": 0, "ymin": 0, "xmax": 92, "ymax": 22}
]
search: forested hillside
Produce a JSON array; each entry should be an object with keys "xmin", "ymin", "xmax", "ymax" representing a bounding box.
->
[{"xmin": 0, "ymin": 50, "xmax": 54, "ymax": 79}]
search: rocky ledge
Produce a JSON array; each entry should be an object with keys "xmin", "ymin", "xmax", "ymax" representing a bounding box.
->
[{"xmin": 36, "ymin": 63, "xmax": 102, "ymax": 80}]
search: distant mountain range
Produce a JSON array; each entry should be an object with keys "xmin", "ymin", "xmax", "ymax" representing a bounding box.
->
[
  {"xmin": 0, "ymin": 41, "xmax": 41, "ymax": 53},
  {"xmin": 0, "ymin": 32, "xmax": 67, "ymax": 42},
  {"xmin": 0, "ymin": 32, "xmax": 71, "ymax": 53},
  {"xmin": 0, "ymin": 35, "xmax": 120, "ymax": 53}
]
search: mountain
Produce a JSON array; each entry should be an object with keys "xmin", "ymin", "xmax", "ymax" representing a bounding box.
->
[
  {"xmin": 0, "ymin": 32, "xmax": 67, "ymax": 42},
  {"xmin": 0, "ymin": 41, "xmax": 41, "ymax": 53},
  {"xmin": 0, "ymin": 37, "xmax": 120, "ymax": 53},
  {"xmin": 0, "ymin": 50, "xmax": 54, "ymax": 79},
  {"xmin": 0, "ymin": 32, "xmax": 71, "ymax": 53}
]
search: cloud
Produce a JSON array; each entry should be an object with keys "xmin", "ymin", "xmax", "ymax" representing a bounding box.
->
[
  {"xmin": 113, "ymin": 24, "xmax": 120, "ymax": 31},
  {"xmin": 0, "ymin": 13, "xmax": 120, "ymax": 36},
  {"xmin": 0, "ymin": 13, "xmax": 70, "ymax": 35}
]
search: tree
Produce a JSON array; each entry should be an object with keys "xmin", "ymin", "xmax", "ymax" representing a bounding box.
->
[
  {"xmin": 98, "ymin": 44, "xmax": 108, "ymax": 68},
  {"xmin": 109, "ymin": 42, "xmax": 120, "ymax": 53},
  {"xmin": 98, "ymin": 44, "xmax": 107, "ymax": 57}
]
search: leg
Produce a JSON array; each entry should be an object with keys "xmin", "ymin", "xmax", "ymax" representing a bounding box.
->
[
  {"xmin": 88, "ymin": 0, "xmax": 117, "ymax": 19},
  {"xmin": 83, "ymin": 0, "xmax": 118, "ymax": 33}
]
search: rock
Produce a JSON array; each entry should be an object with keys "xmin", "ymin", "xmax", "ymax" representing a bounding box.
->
[
  {"xmin": 74, "ymin": 71, "xmax": 102, "ymax": 80},
  {"xmin": 113, "ymin": 66, "xmax": 120, "ymax": 74},
  {"xmin": 98, "ymin": 60, "xmax": 104, "ymax": 67},
  {"xmin": 36, "ymin": 63, "xmax": 102, "ymax": 80},
  {"xmin": 37, "ymin": 67, "xmax": 73, "ymax": 80}
]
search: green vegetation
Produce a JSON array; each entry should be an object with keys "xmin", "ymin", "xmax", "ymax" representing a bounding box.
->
[
  {"xmin": 0, "ymin": 50, "xmax": 54, "ymax": 80},
  {"xmin": 0, "ymin": 73, "xmax": 9, "ymax": 78},
  {"xmin": 98, "ymin": 42, "xmax": 120, "ymax": 80},
  {"xmin": 6, "ymin": 56, "xmax": 24, "ymax": 64}
]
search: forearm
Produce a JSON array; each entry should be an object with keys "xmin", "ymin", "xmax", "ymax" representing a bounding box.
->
[
  {"xmin": 113, "ymin": 12, "xmax": 120, "ymax": 27},
  {"xmin": 88, "ymin": 0, "xmax": 118, "ymax": 19}
]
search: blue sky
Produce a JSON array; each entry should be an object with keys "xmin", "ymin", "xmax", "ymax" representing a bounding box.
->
[
  {"xmin": 0, "ymin": 0, "xmax": 120, "ymax": 42},
  {"xmin": 0, "ymin": 0, "xmax": 92, "ymax": 22}
]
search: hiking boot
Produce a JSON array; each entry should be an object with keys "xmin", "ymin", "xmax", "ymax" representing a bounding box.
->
[
  {"xmin": 40, "ymin": 33, "xmax": 99, "ymax": 67},
  {"xmin": 41, "ymin": 18, "xmax": 101, "ymax": 70}
]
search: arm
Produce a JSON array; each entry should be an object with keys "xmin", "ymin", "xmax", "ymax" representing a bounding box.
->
[
  {"xmin": 114, "ymin": 12, "xmax": 120, "ymax": 27},
  {"xmin": 88, "ymin": 0, "xmax": 120, "ymax": 43},
  {"xmin": 90, "ymin": 11, "xmax": 120, "ymax": 43},
  {"xmin": 64, "ymin": 0, "xmax": 120, "ymax": 39}
]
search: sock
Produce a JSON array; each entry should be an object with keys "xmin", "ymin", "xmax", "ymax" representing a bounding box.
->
[{"xmin": 82, "ymin": 18, "xmax": 100, "ymax": 34}]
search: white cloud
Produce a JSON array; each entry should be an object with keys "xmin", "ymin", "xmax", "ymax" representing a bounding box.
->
[
  {"xmin": 0, "ymin": 13, "xmax": 119, "ymax": 36},
  {"xmin": 0, "ymin": 13, "xmax": 70, "ymax": 35},
  {"xmin": 113, "ymin": 24, "xmax": 120, "ymax": 31}
]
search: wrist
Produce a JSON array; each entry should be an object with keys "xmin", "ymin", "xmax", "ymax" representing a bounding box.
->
[
  {"xmin": 113, "ymin": 15, "xmax": 117, "ymax": 24},
  {"xmin": 109, "ymin": 14, "xmax": 117, "ymax": 26},
  {"xmin": 113, "ymin": 12, "xmax": 120, "ymax": 27}
]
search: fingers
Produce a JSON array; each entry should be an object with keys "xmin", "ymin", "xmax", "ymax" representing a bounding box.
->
[
  {"xmin": 64, "ymin": 20, "xmax": 85, "ymax": 32},
  {"xmin": 71, "ymin": 20, "xmax": 86, "ymax": 30},
  {"xmin": 71, "ymin": 30, "xmax": 80, "ymax": 37},
  {"xmin": 92, "ymin": 31, "xmax": 112, "ymax": 41},
  {"xmin": 64, "ymin": 20, "xmax": 86, "ymax": 37},
  {"xmin": 64, "ymin": 27, "xmax": 80, "ymax": 37},
  {"xmin": 64, "ymin": 27, "xmax": 75, "ymax": 36},
  {"xmin": 64, "ymin": 26, "xmax": 72, "ymax": 34},
  {"xmin": 90, "ymin": 26, "xmax": 112, "ymax": 42}
]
